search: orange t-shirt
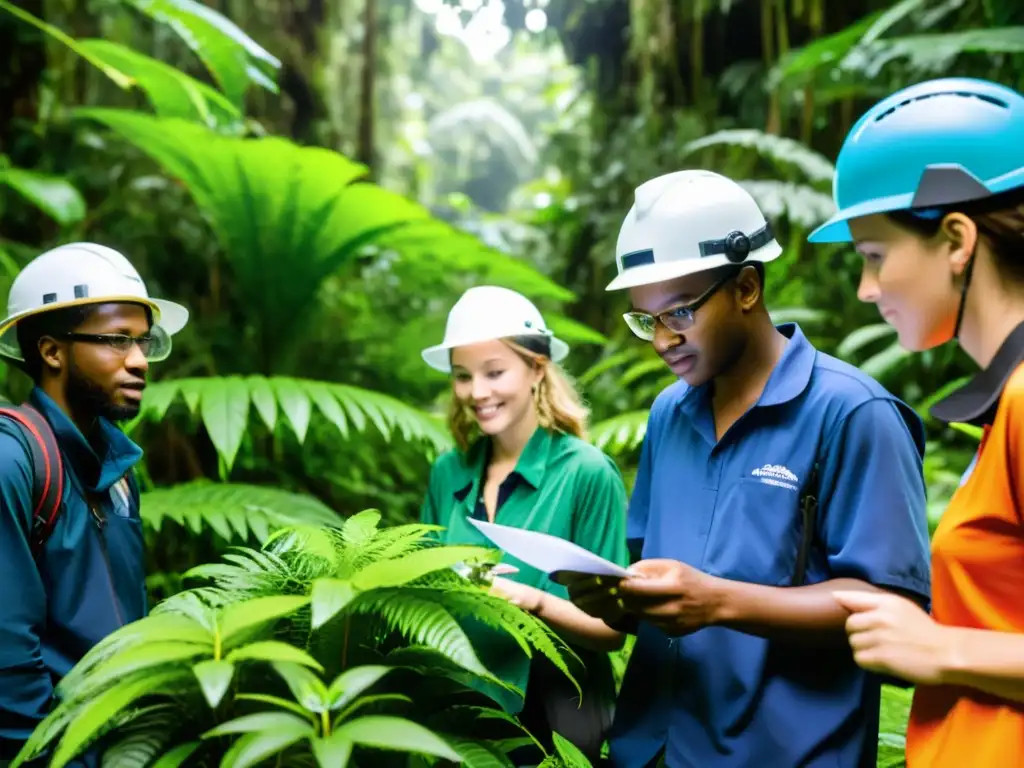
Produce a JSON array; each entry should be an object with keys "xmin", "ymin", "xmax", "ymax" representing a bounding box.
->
[{"xmin": 906, "ymin": 363, "xmax": 1024, "ymax": 767}]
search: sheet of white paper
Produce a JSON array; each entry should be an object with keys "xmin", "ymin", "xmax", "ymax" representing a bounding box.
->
[{"xmin": 468, "ymin": 518, "xmax": 631, "ymax": 578}]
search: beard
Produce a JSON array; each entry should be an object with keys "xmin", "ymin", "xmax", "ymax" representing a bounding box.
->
[{"xmin": 65, "ymin": 358, "xmax": 141, "ymax": 423}]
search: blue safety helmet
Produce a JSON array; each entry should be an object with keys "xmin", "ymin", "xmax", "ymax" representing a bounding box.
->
[{"xmin": 809, "ymin": 77, "xmax": 1024, "ymax": 243}]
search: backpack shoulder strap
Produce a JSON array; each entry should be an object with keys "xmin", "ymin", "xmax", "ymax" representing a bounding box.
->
[{"xmin": 0, "ymin": 403, "xmax": 65, "ymax": 555}]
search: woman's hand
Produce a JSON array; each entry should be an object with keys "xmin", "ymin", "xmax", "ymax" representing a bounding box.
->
[
  {"xmin": 834, "ymin": 590, "xmax": 952, "ymax": 685},
  {"xmin": 489, "ymin": 576, "xmax": 546, "ymax": 614}
]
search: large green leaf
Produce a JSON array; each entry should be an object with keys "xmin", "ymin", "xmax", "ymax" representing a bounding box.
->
[
  {"xmin": 121, "ymin": 0, "xmax": 281, "ymax": 106},
  {"xmin": 0, "ymin": 165, "xmax": 86, "ymax": 226},
  {"xmin": 76, "ymin": 39, "xmax": 241, "ymax": 128},
  {"xmin": 352, "ymin": 545, "xmax": 498, "ymax": 590},
  {"xmin": 47, "ymin": 670, "xmax": 187, "ymax": 768},
  {"xmin": 334, "ymin": 716, "xmax": 461, "ymax": 762}
]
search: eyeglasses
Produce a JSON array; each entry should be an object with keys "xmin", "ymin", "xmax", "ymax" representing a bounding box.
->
[
  {"xmin": 61, "ymin": 333, "xmax": 158, "ymax": 357},
  {"xmin": 622, "ymin": 272, "xmax": 735, "ymax": 341}
]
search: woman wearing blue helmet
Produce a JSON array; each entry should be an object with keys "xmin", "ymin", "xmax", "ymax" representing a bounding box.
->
[{"xmin": 810, "ymin": 77, "xmax": 1024, "ymax": 767}]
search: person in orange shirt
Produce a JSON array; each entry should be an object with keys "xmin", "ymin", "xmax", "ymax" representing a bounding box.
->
[{"xmin": 807, "ymin": 76, "xmax": 1024, "ymax": 767}]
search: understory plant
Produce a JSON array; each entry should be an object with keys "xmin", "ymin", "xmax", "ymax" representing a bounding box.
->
[{"xmin": 13, "ymin": 511, "xmax": 592, "ymax": 768}]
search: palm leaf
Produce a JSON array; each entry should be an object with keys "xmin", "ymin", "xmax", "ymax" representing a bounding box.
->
[
  {"xmin": 133, "ymin": 375, "xmax": 452, "ymax": 469},
  {"xmin": 140, "ymin": 481, "xmax": 341, "ymax": 543}
]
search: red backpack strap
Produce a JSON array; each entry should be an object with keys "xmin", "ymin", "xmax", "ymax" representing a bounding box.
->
[{"xmin": 0, "ymin": 403, "xmax": 65, "ymax": 555}]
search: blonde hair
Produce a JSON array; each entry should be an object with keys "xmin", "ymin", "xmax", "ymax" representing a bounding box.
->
[{"xmin": 447, "ymin": 338, "xmax": 590, "ymax": 452}]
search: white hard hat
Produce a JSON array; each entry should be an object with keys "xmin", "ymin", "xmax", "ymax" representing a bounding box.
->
[
  {"xmin": 607, "ymin": 170, "xmax": 783, "ymax": 291},
  {"xmin": 421, "ymin": 285, "xmax": 569, "ymax": 373},
  {"xmin": 0, "ymin": 242, "xmax": 190, "ymax": 362}
]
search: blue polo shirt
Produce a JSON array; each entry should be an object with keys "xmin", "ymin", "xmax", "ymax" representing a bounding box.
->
[{"xmin": 609, "ymin": 323, "xmax": 932, "ymax": 768}]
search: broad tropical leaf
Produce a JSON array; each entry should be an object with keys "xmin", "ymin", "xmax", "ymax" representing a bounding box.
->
[
  {"xmin": 121, "ymin": 0, "xmax": 281, "ymax": 106},
  {"xmin": 0, "ymin": 163, "xmax": 86, "ymax": 226},
  {"xmin": 75, "ymin": 40, "xmax": 242, "ymax": 128},
  {"xmin": 140, "ymin": 481, "xmax": 341, "ymax": 543}
]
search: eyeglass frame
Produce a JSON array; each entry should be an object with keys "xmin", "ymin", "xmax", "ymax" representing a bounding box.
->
[
  {"xmin": 60, "ymin": 332, "xmax": 157, "ymax": 357},
  {"xmin": 622, "ymin": 271, "xmax": 738, "ymax": 341}
]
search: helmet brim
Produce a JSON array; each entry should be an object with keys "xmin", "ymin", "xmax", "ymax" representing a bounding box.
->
[{"xmin": 422, "ymin": 334, "xmax": 570, "ymax": 373}]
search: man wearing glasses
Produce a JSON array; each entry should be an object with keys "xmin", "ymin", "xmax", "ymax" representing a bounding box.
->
[
  {"xmin": 0, "ymin": 242, "xmax": 188, "ymax": 763},
  {"xmin": 563, "ymin": 171, "xmax": 932, "ymax": 767}
]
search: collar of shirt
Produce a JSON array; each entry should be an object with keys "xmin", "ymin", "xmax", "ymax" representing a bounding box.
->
[
  {"xmin": 930, "ymin": 319, "xmax": 1024, "ymax": 426},
  {"xmin": 452, "ymin": 425, "xmax": 553, "ymax": 504},
  {"xmin": 30, "ymin": 386, "xmax": 143, "ymax": 493},
  {"xmin": 674, "ymin": 322, "xmax": 816, "ymax": 425}
]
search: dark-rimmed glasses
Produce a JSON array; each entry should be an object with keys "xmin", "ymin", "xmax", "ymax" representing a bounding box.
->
[{"xmin": 622, "ymin": 272, "xmax": 735, "ymax": 341}]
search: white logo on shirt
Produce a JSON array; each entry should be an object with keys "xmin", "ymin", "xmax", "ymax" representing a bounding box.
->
[{"xmin": 751, "ymin": 463, "xmax": 799, "ymax": 491}]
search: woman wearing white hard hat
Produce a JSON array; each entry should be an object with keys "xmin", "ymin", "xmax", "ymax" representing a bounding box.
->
[{"xmin": 420, "ymin": 285, "xmax": 629, "ymax": 765}]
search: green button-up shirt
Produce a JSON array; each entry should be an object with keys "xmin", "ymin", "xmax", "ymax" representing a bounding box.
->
[{"xmin": 421, "ymin": 426, "xmax": 629, "ymax": 712}]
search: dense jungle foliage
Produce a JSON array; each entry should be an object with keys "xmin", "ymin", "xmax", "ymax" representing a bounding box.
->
[{"xmin": 2, "ymin": 0, "xmax": 1023, "ymax": 765}]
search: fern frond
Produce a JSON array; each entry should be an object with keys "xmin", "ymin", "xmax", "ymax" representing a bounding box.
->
[
  {"xmin": 134, "ymin": 374, "xmax": 452, "ymax": 469},
  {"xmin": 589, "ymin": 410, "xmax": 650, "ymax": 455},
  {"xmin": 141, "ymin": 481, "xmax": 341, "ymax": 543},
  {"xmin": 736, "ymin": 180, "xmax": 836, "ymax": 228},
  {"xmin": 345, "ymin": 588, "xmax": 505, "ymax": 685},
  {"xmin": 431, "ymin": 590, "xmax": 581, "ymax": 699},
  {"xmin": 681, "ymin": 130, "xmax": 835, "ymax": 183}
]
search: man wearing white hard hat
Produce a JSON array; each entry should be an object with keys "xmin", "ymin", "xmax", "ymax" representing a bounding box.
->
[
  {"xmin": 563, "ymin": 171, "xmax": 932, "ymax": 767},
  {"xmin": 0, "ymin": 242, "xmax": 188, "ymax": 763},
  {"xmin": 420, "ymin": 285, "xmax": 628, "ymax": 765}
]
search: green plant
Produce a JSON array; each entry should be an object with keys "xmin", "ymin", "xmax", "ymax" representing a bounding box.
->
[{"xmin": 13, "ymin": 511, "xmax": 585, "ymax": 768}]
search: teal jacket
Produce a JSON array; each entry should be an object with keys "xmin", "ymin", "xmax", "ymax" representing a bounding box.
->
[{"xmin": 0, "ymin": 387, "xmax": 145, "ymax": 762}]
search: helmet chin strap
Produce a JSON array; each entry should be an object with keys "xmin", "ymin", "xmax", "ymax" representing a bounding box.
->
[{"xmin": 951, "ymin": 247, "xmax": 977, "ymax": 341}]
